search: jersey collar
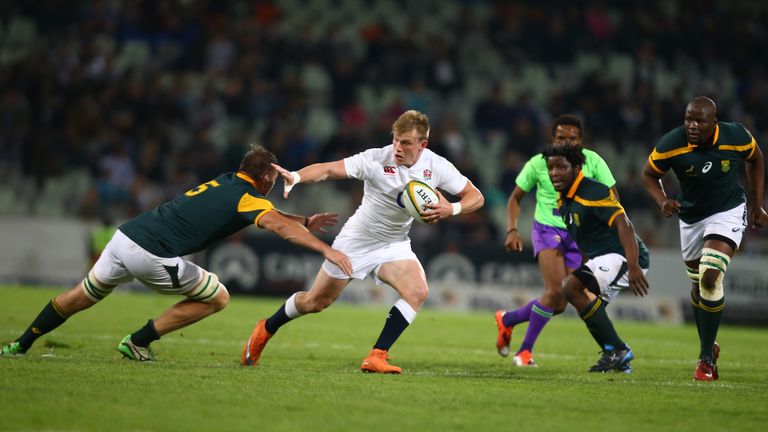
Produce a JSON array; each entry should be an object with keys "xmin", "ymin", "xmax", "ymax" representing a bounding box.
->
[
  {"xmin": 236, "ymin": 171, "xmax": 258, "ymax": 188},
  {"xmin": 565, "ymin": 170, "xmax": 585, "ymax": 199}
]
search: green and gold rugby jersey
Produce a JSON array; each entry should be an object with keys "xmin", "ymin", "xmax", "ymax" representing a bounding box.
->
[
  {"xmin": 120, "ymin": 172, "xmax": 275, "ymax": 257},
  {"xmin": 558, "ymin": 172, "xmax": 649, "ymax": 267},
  {"xmin": 648, "ymin": 122, "xmax": 757, "ymax": 224},
  {"xmin": 516, "ymin": 148, "xmax": 616, "ymax": 229}
]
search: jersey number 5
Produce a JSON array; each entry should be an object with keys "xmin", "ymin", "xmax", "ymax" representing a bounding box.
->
[{"xmin": 185, "ymin": 180, "xmax": 221, "ymax": 197}]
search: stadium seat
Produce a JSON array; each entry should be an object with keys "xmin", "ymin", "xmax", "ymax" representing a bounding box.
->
[
  {"xmin": 606, "ymin": 52, "xmax": 634, "ymax": 96},
  {"xmin": 0, "ymin": 15, "xmax": 38, "ymax": 65},
  {"xmin": 654, "ymin": 65, "xmax": 681, "ymax": 99},
  {"xmin": 301, "ymin": 61, "xmax": 332, "ymax": 104},
  {"xmin": 574, "ymin": 51, "xmax": 603, "ymax": 75},
  {"xmin": 114, "ymin": 40, "xmax": 151, "ymax": 74},
  {"xmin": 305, "ymin": 107, "xmax": 338, "ymax": 144},
  {"xmin": 519, "ymin": 62, "xmax": 553, "ymax": 105}
]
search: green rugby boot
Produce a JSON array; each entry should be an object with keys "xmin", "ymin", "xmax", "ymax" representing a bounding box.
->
[
  {"xmin": 1, "ymin": 341, "xmax": 25, "ymax": 356},
  {"xmin": 117, "ymin": 335, "xmax": 155, "ymax": 362}
]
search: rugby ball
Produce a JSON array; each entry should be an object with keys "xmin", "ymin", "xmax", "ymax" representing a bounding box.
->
[{"xmin": 403, "ymin": 180, "xmax": 439, "ymax": 223}]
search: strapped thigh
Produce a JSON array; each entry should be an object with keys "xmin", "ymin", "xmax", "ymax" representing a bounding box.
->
[
  {"xmin": 183, "ymin": 270, "xmax": 222, "ymax": 302},
  {"xmin": 81, "ymin": 270, "xmax": 116, "ymax": 301}
]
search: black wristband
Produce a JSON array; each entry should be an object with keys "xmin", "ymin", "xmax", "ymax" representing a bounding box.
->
[
  {"xmin": 507, "ymin": 228, "xmax": 518, "ymax": 234},
  {"xmin": 304, "ymin": 217, "xmax": 309, "ymax": 227}
]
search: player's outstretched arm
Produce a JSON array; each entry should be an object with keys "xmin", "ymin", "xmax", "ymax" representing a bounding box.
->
[
  {"xmin": 614, "ymin": 213, "xmax": 649, "ymax": 297},
  {"xmin": 641, "ymin": 161, "xmax": 680, "ymax": 218},
  {"xmin": 504, "ymin": 187, "xmax": 526, "ymax": 252},
  {"xmin": 421, "ymin": 180, "xmax": 484, "ymax": 224},
  {"xmin": 271, "ymin": 161, "xmax": 348, "ymax": 199},
  {"xmin": 257, "ymin": 210, "xmax": 353, "ymax": 276},
  {"xmin": 745, "ymin": 144, "xmax": 768, "ymax": 228},
  {"xmin": 275, "ymin": 210, "xmax": 340, "ymax": 234}
]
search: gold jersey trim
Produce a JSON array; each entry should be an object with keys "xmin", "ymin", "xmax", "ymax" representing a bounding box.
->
[{"xmin": 238, "ymin": 193, "xmax": 275, "ymax": 225}]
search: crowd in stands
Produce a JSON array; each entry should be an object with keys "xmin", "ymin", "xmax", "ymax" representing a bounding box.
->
[{"xmin": 1, "ymin": 0, "xmax": 767, "ymax": 251}]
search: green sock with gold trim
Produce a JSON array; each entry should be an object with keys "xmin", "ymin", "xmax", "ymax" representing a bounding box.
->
[
  {"xmin": 587, "ymin": 326, "xmax": 605, "ymax": 350},
  {"xmin": 578, "ymin": 298, "xmax": 626, "ymax": 350},
  {"xmin": 16, "ymin": 299, "xmax": 68, "ymax": 352},
  {"xmin": 698, "ymin": 297, "xmax": 724, "ymax": 361},
  {"xmin": 691, "ymin": 298, "xmax": 703, "ymax": 342}
]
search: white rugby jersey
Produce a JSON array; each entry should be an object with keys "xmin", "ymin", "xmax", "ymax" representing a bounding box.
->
[{"xmin": 340, "ymin": 145, "xmax": 469, "ymax": 242}]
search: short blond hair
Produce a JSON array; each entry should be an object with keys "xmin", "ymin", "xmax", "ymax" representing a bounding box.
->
[{"xmin": 392, "ymin": 110, "xmax": 430, "ymax": 141}]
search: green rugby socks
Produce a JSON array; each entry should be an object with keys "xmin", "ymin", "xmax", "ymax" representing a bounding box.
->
[{"xmin": 16, "ymin": 299, "xmax": 68, "ymax": 351}]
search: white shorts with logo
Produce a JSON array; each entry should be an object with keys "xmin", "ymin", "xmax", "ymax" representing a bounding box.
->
[
  {"xmin": 584, "ymin": 253, "xmax": 649, "ymax": 302},
  {"xmin": 679, "ymin": 203, "xmax": 746, "ymax": 261},
  {"xmin": 87, "ymin": 229, "xmax": 220, "ymax": 301},
  {"xmin": 321, "ymin": 233, "xmax": 420, "ymax": 284}
]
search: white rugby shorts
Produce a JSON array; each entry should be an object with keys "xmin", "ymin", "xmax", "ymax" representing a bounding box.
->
[
  {"xmin": 583, "ymin": 253, "xmax": 649, "ymax": 302},
  {"xmin": 679, "ymin": 203, "xmax": 746, "ymax": 261},
  {"xmin": 321, "ymin": 233, "xmax": 420, "ymax": 284},
  {"xmin": 89, "ymin": 229, "xmax": 219, "ymax": 300}
]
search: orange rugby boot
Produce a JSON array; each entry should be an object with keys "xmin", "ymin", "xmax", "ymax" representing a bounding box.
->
[
  {"xmin": 495, "ymin": 310, "xmax": 513, "ymax": 357},
  {"xmin": 512, "ymin": 349, "xmax": 537, "ymax": 367},
  {"xmin": 241, "ymin": 319, "xmax": 273, "ymax": 366},
  {"xmin": 360, "ymin": 349, "xmax": 402, "ymax": 374}
]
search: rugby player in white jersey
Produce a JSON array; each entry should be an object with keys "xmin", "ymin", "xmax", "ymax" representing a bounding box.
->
[{"xmin": 241, "ymin": 110, "xmax": 485, "ymax": 373}]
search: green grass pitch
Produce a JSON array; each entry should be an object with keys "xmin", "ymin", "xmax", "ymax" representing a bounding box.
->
[{"xmin": 1, "ymin": 285, "xmax": 767, "ymax": 431}]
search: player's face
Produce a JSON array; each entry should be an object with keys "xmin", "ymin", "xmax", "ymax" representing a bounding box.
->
[
  {"xmin": 546, "ymin": 155, "xmax": 577, "ymax": 193},
  {"xmin": 393, "ymin": 129, "xmax": 427, "ymax": 167},
  {"xmin": 684, "ymin": 104, "xmax": 716, "ymax": 145},
  {"xmin": 552, "ymin": 125, "xmax": 582, "ymax": 147}
]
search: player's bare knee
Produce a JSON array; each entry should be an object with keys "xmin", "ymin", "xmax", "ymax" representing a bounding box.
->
[
  {"xmin": 416, "ymin": 286, "xmax": 430, "ymax": 305},
  {"xmin": 561, "ymin": 278, "xmax": 576, "ymax": 302},
  {"xmin": 541, "ymin": 289, "xmax": 567, "ymax": 313},
  {"xmin": 209, "ymin": 284, "xmax": 230, "ymax": 312},
  {"xmin": 404, "ymin": 285, "xmax": 428, "ymax": 307},
  {"xmin": 552, "ymin": 298, "xmax": 567, "ymax": 314}
]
